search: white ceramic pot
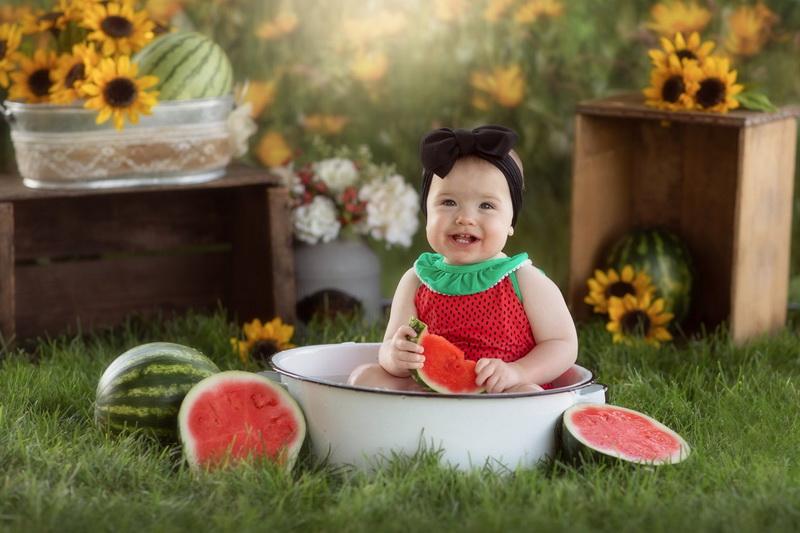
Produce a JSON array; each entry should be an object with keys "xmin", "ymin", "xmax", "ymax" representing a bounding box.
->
[
  {"xmin": 293, "ymin": 238, "xmax": 382, "ymax": 322},
  {"xmin": 270, "ymin": 342, "xmax": 606, "ymax": 471}
]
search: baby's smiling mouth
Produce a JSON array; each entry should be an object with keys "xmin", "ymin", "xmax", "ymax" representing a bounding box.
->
[{"xmin": 451, "ymin": 233, "xmax": 479, "ymax": 244}]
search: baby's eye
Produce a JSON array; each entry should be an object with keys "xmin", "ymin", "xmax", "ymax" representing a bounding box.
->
[
  {"xmin": 441, "ymin": 199, "xmax": 456, "ymax": 206},
  {"xmin": 479, "ymin": 202, "xmax": 495, "ymax": 210}
]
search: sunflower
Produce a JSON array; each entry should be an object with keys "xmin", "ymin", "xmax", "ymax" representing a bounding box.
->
[
  {"xmin": 19, "ymin": 8, "xmax": 68, "ymax": 35},
  {"xmin": 484, "ymin": 0, "xmax": 515, "ymax": 22},
  {"xmin": 302, "ymin": 113, "xmax": 349, "ymax": 135},
  {"xmin": 693, "ymin": 56, "xmax": 743, "ymax": 113},
  {"xmin": 255, "ymin": 11, "xmax": 299, "ymax": 41},
  {"xmin": 50, "ymin": 43, "xmax": 101, "ymax": 104},
  {"xmin": 643, "ymin": 53, "xmax": 701, "ymax": 111},
  {"xmin": 647, "ymin": 1, "xmax": 711, "ymax": 38},
  {"xmin": 725, "ymin": 3, "xmax": 778, "ymax": 57},
  {"xmin": 0, "ymin": 23, "xmax": 22, "ymax": 88},
  {"xmin": 470, "ymin": 64, "xmax": 525, "ymax": 108},
  {"xmin": 648, "ymin": 31, "xmax": 714, "ymax": 69},
  {"xmin": 81, "ymin": 1, "xmax": 155, "ymax": 56},
  {"xmin": 606, "ymin": 293, "xmax": 673, "ymax": 347},
  {"xmin": 514, "ymin": 0, "xmax": 564, "ymax": 24},
  {"xmin": 584, "ymin": 265, "xmax": 656, "ymax": 314},
  {"xmin": 255, "ymin": 130, "xmax": 293, "ymax": 167},
  {"xmin": 8, "ymin": 49, "xmax": 59, "ymax": 103},
  {"xmin": 230, "ymin": 317, "xmax": 296, "ymax": 367},
  {"xmin": 81, "ymin": 55, "xmax": 159, "ymax": 130},
  {"xmin": 350, "ymin": 50, "xmax": 389, "ymax": 83}
]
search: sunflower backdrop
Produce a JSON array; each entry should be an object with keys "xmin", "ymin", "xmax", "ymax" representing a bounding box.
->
[{"xmin": 1, "ymin": 0, "xmax": 799, "ymax": 295}]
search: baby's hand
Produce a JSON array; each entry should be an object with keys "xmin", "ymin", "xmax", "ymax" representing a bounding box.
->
[
  {"xmin": 378, "ymin": 325, "xmax": 425, "ymax": 377},
  {"xmin": 475, "ymin": 359, "xmax": 524, "ymax": 393}
]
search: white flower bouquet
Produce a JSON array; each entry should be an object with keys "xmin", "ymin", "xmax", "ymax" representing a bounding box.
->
[{"xmin": 278, "ymin": 144, "xmax": 420, "ymax": 247}]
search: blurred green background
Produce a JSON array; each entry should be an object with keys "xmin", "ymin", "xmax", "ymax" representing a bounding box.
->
[{"xmin": 1, "ymin": 0, "xmax": 799, "ymax": 300}]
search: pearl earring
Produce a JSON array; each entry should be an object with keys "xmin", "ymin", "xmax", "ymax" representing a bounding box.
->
[{"xmin": 508, "ymin": 227, "xmax": 514, "ymax": 236}]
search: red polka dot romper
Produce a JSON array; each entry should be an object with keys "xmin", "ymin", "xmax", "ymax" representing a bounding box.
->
[{"xmin": 413, "ymin": 252, "xmax": 536, "ymax": 363}]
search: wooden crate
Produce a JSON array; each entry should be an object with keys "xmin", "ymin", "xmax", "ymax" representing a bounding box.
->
[
  {"xmin": 0, "ymin": 164, "xmax": 295, "ymax": 340},
  {"xmin": 568, "ymin": 94, "xmax": 800, "ymax": 343}
]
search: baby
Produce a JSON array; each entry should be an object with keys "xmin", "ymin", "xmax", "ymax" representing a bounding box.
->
[{"xmin": 349, "ymin": 125, "xmax": 577, "ymax": 393}]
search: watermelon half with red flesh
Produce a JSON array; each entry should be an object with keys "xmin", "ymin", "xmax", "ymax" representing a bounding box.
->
[
  {"xmin": 408, "ymin": 317, "xmax": 484, "ymax": 394},
  {"xmin": 562, "ymin": 403, "xmax": 690, "ymax": 465},
  {"xmin": 178, "ymin": 371, "xmax": 306, "ymax": 469}
]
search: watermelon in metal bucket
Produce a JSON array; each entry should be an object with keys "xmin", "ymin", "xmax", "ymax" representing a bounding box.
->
[{"xmin": 561, "ymin": 403, "xmax": 690, "ymax": 465}]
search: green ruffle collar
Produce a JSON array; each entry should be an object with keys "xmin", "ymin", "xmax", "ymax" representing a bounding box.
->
[{"xmin": 414, "ymin": 252, "xmax": 531, "ymax": 296}]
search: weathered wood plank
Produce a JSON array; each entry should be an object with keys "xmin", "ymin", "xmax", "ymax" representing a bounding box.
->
[
  {"xmin": 266, "ymin": 187, "xmax": 296, "ymax": 322},
  {"xmin": 730, "ymin": 118, "xmax": 797, "ymax": 342},
  {"xmin": 577, "ymin": 92, "xmax": 800, "ymax": 128},
  {"xmin": 0, "ymin": 163, "xmax": 283, "ymax": 201},
  {"xmin": 15, "ymin": 252, "xmax": 228, "ymax": 339},
  {"xmin": 13, "ymin": 190, "xmax": 229, "ymax": 260},
  {"xmin": 568, "ymin": 115, "xmax": 634, "ymax": 318},
  {"xmin": 0, "ymin": 203, "xmax": 14, "ymax": 341}
]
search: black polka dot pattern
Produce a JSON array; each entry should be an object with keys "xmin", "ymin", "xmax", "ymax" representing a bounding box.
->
[{"xmin": 415, "ymin": 277, "xmax": 536, "ymax": 362}]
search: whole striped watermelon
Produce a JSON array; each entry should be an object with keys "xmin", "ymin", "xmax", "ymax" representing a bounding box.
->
[
  {"xmin": 94, "ymin": 342, "xmax": 220, "ymax": 440},
  {"xmin": 605, "ymin": 228, "xmax": 693, "ymax": 323},
  {"xmin": 133, "ymin": 31, "xmax": 233, "ymax": 100}
]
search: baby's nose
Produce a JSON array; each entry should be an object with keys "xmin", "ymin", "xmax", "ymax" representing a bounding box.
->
[{"xmin": 455, "ymin": 213, "xmax": 476, "ymax": 225}]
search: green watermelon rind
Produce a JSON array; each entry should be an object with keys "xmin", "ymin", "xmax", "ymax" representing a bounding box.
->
[
  {"xmin": 561, "ymin": 403, "xmax": 691, "ymax": 465},
  {"xmin": 94, "ymin": 342, "xmax": 220, "ymax": 440},
  {"xmin": 178, "ymin": 371, "xmax": 307, "ymax": 470},
  {"xmin": 134, "ymin": 31, "xmax": 233, "ymax": 101},
  {"xmin": 407, "ymin": 317, "xmax": 484, "ymax": 395},
  {"xmin": 605, "ymin": 228, "xmax": 694, "ymax": 324}
]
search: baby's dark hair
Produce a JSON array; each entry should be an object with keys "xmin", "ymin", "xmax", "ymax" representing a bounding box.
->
[{"xmin": 418, "ymin": 125, "xmax": 525, "ymax": 226}]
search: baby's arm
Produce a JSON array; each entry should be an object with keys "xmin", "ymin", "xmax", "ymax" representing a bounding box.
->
[
  {"xmin": 378, "ymin": 268, "xmax": 424, "ymax": 377},
  {"xmin": 512, "ymin": 264, "xmax": 578, "ymax": 384}
]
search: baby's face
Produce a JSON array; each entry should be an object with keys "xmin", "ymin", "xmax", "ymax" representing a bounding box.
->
[{"xmin": 425, "ymin": 157, "xmax": 514, "ymax": 265}]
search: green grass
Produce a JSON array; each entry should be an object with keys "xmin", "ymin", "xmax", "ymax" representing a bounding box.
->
[{"xmin": 2, "ymin": 310, "xmax": 800, "ymax": 532}]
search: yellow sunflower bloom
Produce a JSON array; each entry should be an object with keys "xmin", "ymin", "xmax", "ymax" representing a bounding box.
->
[
  {"xmin": 484, "ymin": 0, "xmax": 515, "ymax": 22},
  {"xmin": 20, "ymin": 8, "xmax": 68, "ymax": 35},
  {"xmin": 692, "ymin": 56, "xmax": 743, "ymax": 113},
  {"xmin": 230, "ymin": 317, "xmax": 296, "ymax": 366},
  {"xmin": 648, "ymin": 1, "xmax": 711, "ymax": 38},
  {"xmin": 648, "ymin": 31, "xmax": 715, "ymax": 69},
  {"xmin": 585, "ymin": 265, "xmax": 656, "ymax": 315},
  {"xmin": 643, "ymin": 53, "xmax": 702, "ymax": 111},
  {"xmin": 470, "ymin": 64, "xmax": 525, "ymax": 108},
  {"xmin": 50, "ymin": 43, "xmax": 101, "ymax": 104},
  {"xmin": 81, "ymin": 1, "xmax": 155, "ymax": 56},
  {"xmin": 514, "ymin": 0, "xmax": 564, "ymax": 24},
  {"xmin": 81, "ymin": 55, "xmax": 159, "ymax": 130},
  {"xmin": 435, "ymin": 0, "xmax": 467, "ymax": 22},
  {"xmin": 255, "ymin": 11, "xmax": 299, "ymax": 40},
  {"xmin": 0, "ymin": 23, "xmax": 22, "ymax": 88},
  {"xmin": 725, "ymin": 3, "xmax": 778, "ymax": 57},
  {"xmin": 0, "ymin": 5, "xmax": 32, "ymax": 25},
  {"xmin": 8, "ymin": 49, "xmax": 59, "ymax": 103},
  {"xmin": 236, "ymin": 79, "xmax": 277, "ymax": 118},
  {"xmin": 607, "ymin": 293, "xmax": 674, "ymax": 347},
  {"xmin": 302, "ymin": 114, "xmax": 349, "ymax": 135},
  {"xmin": 256, "ymin": 131, "xmax": 293, "ymax": 168},
  {"xmin": 350, "ymin": 50, "xmax": 389, "ymax": 83}
]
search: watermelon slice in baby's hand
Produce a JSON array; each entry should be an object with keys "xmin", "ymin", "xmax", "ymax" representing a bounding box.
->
[{"xmin": 408, "ymin": 317, "xmax": 484, "ymax": 394}]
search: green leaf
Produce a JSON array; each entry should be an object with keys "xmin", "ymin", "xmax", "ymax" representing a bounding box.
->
[{"xmin": 736, "ymin": 90, "xmax": 778, "ymax": 113}]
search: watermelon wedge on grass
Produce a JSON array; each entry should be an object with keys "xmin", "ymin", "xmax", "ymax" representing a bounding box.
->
[
  {"xmin": 561, "ymin": 403, "xmax": 690, "ymax": 465},
  {"xmin": 408, "ymin": 317, "xmax": 484, "ymax": 394},
  {"xmin": 178, "ymin": 371, "xmax": 306, "ymax": 470}
]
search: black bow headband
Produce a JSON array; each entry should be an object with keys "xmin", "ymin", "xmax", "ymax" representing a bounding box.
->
[
  {"xmin": 420, "ymin": 125, "xmax": 518, "ymax": 178},
  {"xmin": 418, "ymin": 125, "xmax": 524, "ymax": 226}
]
